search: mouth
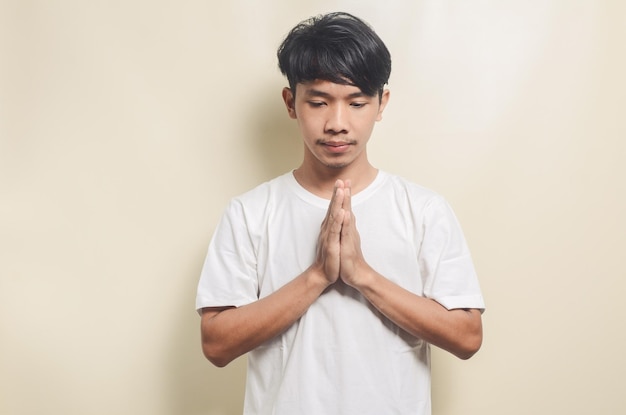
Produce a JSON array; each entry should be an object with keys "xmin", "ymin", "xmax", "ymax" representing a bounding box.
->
[{"xmin": 318, "ymin": 140, "xmax": 355, "ymax": 154}]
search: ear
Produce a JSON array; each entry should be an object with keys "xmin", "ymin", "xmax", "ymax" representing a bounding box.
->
[
  {"xmin": 376, "ymin": 89, "xmax": 390, "ymax": 122},
  {"xmin": 282, "ymin": 87, "xmax": 297, "ymax": 119}
]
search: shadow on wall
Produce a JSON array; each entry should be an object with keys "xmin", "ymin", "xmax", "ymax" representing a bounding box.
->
[
  {"xmin": 165, "ymin": 86, "xmax": 301, "ymax": 415},
  {"xmin": 167, "ymin": 256, "xmax": 247, "ymax": 415},
  {"xmin": 249, "ymin": 84, "xmax": 302, "ymax": 179}
]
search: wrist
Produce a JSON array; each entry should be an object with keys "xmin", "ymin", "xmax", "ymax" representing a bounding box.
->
[
  {"xmin": 304, "ymin": 265, "xmax": 334, "ymax": 291},
  {"xmin": 345, "ymin": 262, "xmax": 378, "ymax": 291}
]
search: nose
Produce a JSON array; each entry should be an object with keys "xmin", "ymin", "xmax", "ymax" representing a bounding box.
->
[{"xmin": 325, "ymin": 105, "xmax": 349, "ymax": 135}]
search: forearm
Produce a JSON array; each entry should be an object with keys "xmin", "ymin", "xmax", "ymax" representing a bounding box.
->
[
  {"xmin": 201, "ymin": 266, "xmax": 330, "ymax": 367},
  {"xmin": 355, "ymin": 268, "xmax": 483, "ymax": 360}
]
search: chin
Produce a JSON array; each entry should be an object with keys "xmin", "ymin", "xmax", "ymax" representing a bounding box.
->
[{"xmin": 322, "ymin": 161, "xmax": 350, "ymax": 169}]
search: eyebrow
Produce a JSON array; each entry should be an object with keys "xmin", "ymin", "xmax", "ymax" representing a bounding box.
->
[{"xmin": 304, "ymin": 88, "xmax": 368, "ymax": 99}]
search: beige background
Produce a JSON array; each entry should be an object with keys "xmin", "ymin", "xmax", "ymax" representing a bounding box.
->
[{"xmin": 1, "ymin": 0, "xmax": 625, "ymax": 414}]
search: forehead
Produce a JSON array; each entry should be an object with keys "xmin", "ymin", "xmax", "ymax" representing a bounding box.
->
[{"xmin": 296, "ymin": 80, "xmax": 369, "ymax": 98}]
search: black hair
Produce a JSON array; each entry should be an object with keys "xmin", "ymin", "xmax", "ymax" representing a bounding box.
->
[{"xmin": 277, "ymin": 12, "xmax": 391, "ymax": 97}]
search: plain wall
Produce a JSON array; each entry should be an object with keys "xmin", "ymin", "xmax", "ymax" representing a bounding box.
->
[{"xmin": 1, "ymin": 1, "xmax": 624, "ymax": 414}]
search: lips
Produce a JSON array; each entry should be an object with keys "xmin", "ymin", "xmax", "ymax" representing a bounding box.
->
[{"xmin": 320, "ymin": 141, "xmax": 354, "ymax": 153}]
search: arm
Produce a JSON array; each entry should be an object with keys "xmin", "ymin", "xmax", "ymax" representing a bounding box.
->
[
  {"xmin": 339, "ymin": 181, "xmax": 483, "ymax": 360},
  {"xmin": 350, "ymin": 270, "xmax": 482, "ymax": 360},
  {"xmin": 200, "ymin": 182, "xmax": 348, "ymax": 367},
  {"xmin": 201, "ymin": 267, "xmax": 330, "ymax": 367}
]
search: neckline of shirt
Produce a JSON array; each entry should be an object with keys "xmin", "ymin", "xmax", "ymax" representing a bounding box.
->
[{"xmin": 284, "ymin": 170, "xmax": 388, "ymax": 209}]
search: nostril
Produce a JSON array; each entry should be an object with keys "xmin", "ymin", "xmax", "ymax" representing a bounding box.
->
[{"xmin": 325, "ymin": 127, "xmax": 349, "ymax": 135}]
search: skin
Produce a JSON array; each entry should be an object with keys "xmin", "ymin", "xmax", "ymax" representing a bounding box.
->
[{"xmin": 201, "ymin": 80, "xmax": 482, "ymax": 367}]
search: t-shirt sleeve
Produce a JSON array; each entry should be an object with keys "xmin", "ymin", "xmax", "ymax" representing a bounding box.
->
[
  {"xmin": 195, "ymin": 199, "xmax": 259, "ymax": 313},
  {"xmin": 418, "ymin": 195, "xmax": 485, "ymax": 311}
]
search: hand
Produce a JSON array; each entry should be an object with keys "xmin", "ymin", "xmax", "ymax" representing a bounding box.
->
[
  {"xmin": 339, "ymin": 180, "xmax": 372, "ymax": 287},
  {"xmin": 312, "ymin": 180, "xmax": 346, "ymax": 285}
]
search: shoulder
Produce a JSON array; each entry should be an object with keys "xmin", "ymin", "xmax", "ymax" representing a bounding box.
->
[
  {"xmin": 378, "ymin": 171, "xmax": 445, "ymax": 208},
  {"xmin": 373, "ymin": 172, "xmax": 462, "ymax": 230},
  {"xmin": 222, "ymin": 172, "xmax": 294, "ymax": 221},
  {"xmin": 231, "ymin": 172, "xmax": 292, "ymax": 205}
]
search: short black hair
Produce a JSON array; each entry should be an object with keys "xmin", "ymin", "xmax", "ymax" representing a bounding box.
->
[{"xmin": 277, "ymin": 12, "xmax": 391, "ymax": 97}]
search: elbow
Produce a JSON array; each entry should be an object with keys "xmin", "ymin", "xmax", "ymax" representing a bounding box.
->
[
  {"xmin": 205, "ymin": 354, "xmax": 232, "ymax": 368},
  {"xmin": 201, "ymin": 326, "xmax": 236, "ymax": 368},
  {"xmin": 200, "ymin": 307, "xmax": 239, "ymax": 368},
  {"xmin": 455, "ymin": 338, "xmax": 481, "ymax": 360},
  {"xmin": 202, "ymin": 341, "xmax": 235, "ymax": 368},
  {"xmin": 452, "ymin": 309, "xmax": 483, "ymax": 360},
  {"xmin": 454, "ymin": 328, "xmax": 483, "ymax": 360}
]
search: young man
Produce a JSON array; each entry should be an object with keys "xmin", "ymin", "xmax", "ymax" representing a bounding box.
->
[{"xmin": 197, "ymin": 12, "xmax": 485, "ymax": 415}]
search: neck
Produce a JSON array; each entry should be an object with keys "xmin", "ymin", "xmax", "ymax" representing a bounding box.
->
[{"xmin": 293, "ymin": 160, "xmax": 378, "ymax": 199}]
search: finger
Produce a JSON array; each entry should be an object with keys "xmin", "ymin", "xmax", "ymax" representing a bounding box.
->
[
  {"xmin": 341, "ymin": 209, "xmax": 352, "ymax": 237},
  {"xmin": 341, "ymin": 205, "xmax": 358, "ymax": 247},
  {"xmin": 332, "ymin": 179, "xmax": 345, "ymax": 210},
  {"xmin": 329, "ymin": 187, "xmax": 345, "ymax": 229},
  {"xmin": 323, "ymin": 180, "xmax": 344, "ymax": 224},
  {"xmin": 325, "ymin": 206, "xmax": 344, "ymax": 261},
  {"xmin": 330, "ymin": 208, "xmax": 345, "ymax": 236},
  {"xmin": 328, "ymin": 183, "xmax": 345, "ymax": 224},
  {"xmin": 343, "ymin": 179, "xmax": 352, "ymax": 213},
  {"xmin": 339, "ymin": 181, "xmax": 353, "ymax": 236}
]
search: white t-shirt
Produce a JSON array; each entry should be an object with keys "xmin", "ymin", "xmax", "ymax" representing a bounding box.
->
[{"xmin": 196, "ymin": 171, "xmax": 485, "ymax": 415}]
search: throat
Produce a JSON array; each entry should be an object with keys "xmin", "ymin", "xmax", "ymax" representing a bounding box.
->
[{"xmin": 292, "ymin": 164, "xmax": 378, "ymax": 199}]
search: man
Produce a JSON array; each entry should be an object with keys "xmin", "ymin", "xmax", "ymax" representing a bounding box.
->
[{"xmin": 196, "ymin": 12, "xmax": 484, "ymax": 415}]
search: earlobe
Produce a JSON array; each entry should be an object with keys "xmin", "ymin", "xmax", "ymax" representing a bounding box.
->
[{"xmin": 282, "ymin": 87, "xmax": 297, "ymax": 119}]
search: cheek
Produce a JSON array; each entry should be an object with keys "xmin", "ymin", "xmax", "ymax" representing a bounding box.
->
[
  {"xmin": 354, "ymin": 117, "xmax": 377, "ymax": 134},
  {"xmin": 296, "ymin": 117, "xmax": 320, "ymax": 136}
]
